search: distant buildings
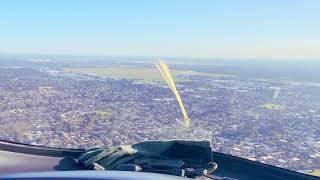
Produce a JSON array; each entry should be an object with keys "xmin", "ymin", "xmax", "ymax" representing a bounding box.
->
[{"xmin": 0, "ymin": 67, "xmax": 319, "ymax": 171}]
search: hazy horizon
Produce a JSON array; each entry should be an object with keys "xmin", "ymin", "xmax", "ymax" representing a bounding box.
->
[{"xmin": 1, "ymin": 0, "xmax": 320, "ymax": 59}]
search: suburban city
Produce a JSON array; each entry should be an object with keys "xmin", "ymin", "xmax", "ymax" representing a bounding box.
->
[{"xmin": 0, "ymin": 59, "xmax": 319, "ymax": 173}]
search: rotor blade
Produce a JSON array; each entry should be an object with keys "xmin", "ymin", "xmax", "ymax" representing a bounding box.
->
[
  {"xmin": 155, "ymin": 63, "xmax": 174, "ymax": 92},
  {"xmin": 155, "ymin": 61, "xmax": 190, "ymax": 127}
]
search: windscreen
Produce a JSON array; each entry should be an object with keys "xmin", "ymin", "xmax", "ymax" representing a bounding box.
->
[{"xmin": 0, "ymin": 0, "xmax": 319, "ymax": 176}]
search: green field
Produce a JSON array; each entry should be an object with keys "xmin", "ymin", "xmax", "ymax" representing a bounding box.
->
[
  {"xmin": 64, "ymin": 67, "xmax": 184, "ymax": 82},
  {"xmin": 262, "ymin": 103, "xmax": 286, "ymax": 110},
  {"xmin": 308, "ymin": 169, "xmax": 320, "ymax": 176},
  {"xmin": 94, "ymin": 110, "xmax": 111, "ymax": 118},
  {"xmin": 64, "ymin": 66, "xmax": 235, "ymax": 83}
]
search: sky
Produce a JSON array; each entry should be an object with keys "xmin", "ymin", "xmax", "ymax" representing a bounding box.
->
[{"xmin": 0, "ymin": 0, "xmax": 319, "ymax": 59}]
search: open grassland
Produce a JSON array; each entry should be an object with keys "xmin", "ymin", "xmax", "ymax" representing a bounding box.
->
[
  {"xmin": 64, "ymin": 67, "xmax": 183, "ymax": 82},
  {"xmin": 64, "ymin": 67, "xmax": 235, "ymax": 83},
  {"xmin": 94, "ymin": 110, "xmax": 111, "ymax": 119},
  {"xmin": 308, "ymin": 169, "xmax": 320, "ymax": 177},
  {"xmin": 262, "ymin": 103, "xmax": 286, "ymax": 110}
]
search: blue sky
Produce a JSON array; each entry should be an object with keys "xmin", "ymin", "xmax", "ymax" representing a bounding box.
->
[{"xmin": 0, "ymin": 0, "xmax": 319, "ymax": 59}]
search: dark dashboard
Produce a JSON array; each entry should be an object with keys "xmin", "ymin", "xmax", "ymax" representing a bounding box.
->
[{"xmin": 0, "ymin": 140, "xmax": 317, "ymax": 180}]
